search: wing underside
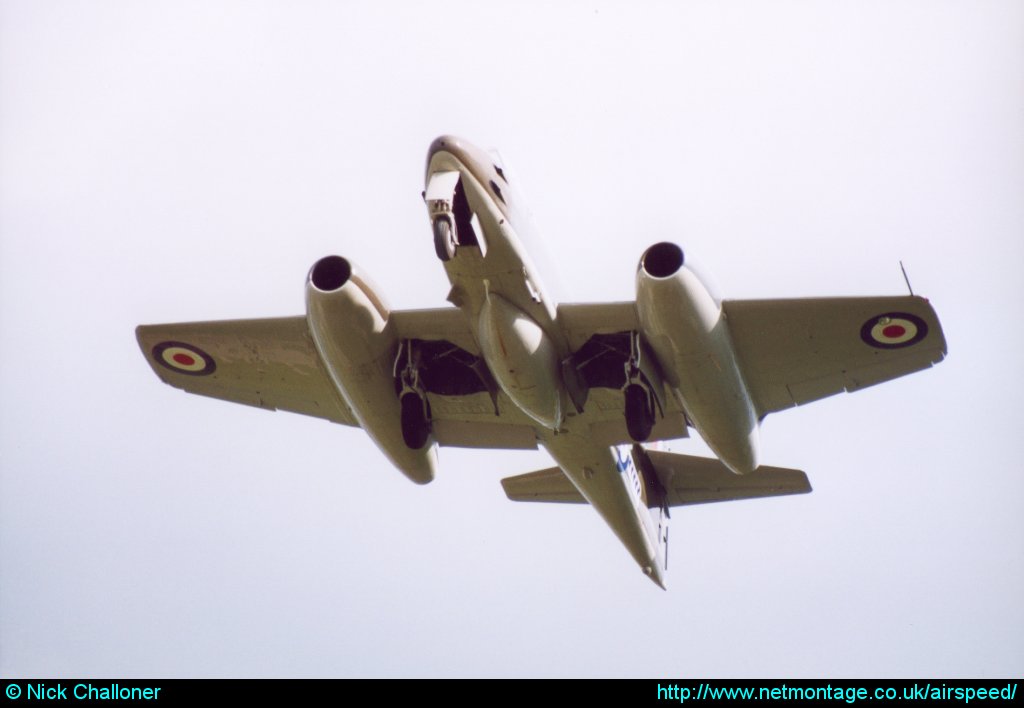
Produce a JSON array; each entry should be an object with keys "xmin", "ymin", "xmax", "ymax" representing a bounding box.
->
[
  {"xmin": 136, "ymin": 317, "xmax": 358, "ymax": 425},
  {"xmin": 723, "ymin": 295, "xmax": 947, "ymax": 417},
  {"xmin": 138, "ymin": 305, "xmax": 690, "ymax": 449},
  {"xmin": 137, "ymin": 296, "xmax": 945, "ymax": 450}
]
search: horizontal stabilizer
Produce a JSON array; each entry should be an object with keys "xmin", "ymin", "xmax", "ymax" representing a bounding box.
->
[
  {"xmin": 642, "ymin": 450, "xmax": 811, "ymax": 506},
  {"xmin": 501, "ymin": 467, "xmax": 585, "ymax": 503},
  {"xmin": 501, "ymin": 451, "xmax": 811, "ymax": 506}
]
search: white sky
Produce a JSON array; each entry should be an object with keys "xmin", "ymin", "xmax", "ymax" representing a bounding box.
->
[{"xmin": 2, "ymin": 0, "xmax": 1022, "ymax": 677}]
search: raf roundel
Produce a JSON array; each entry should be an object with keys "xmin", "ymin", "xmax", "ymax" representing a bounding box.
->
[
  {"xmin": 152, "ymin": 341, "xmax": 216, "ymax": 376},
  {"xmin": 860, "ymin": 312, "xmax": 928, "ymax": 350}
]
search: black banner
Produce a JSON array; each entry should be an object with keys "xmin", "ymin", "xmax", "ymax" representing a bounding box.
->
[{"xmin": 1, "ymin": 679, "xmax": 1021, "ymax": 704}]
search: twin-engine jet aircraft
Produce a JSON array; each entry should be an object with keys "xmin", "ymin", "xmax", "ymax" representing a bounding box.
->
[{"xmin": 138, "ymin": 136, "xmax": 947, "ymax": 588}]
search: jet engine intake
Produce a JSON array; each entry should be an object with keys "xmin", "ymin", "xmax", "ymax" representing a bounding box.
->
[{"xmin": 640, "ymin": 241, "xmax": 685, "ymax": 279}]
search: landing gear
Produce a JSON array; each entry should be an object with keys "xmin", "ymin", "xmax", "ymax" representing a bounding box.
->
[
  {"xmin": 623, "ymin": 331, "xmax": 662, "ymax": 442},
  {"xmin": 400, "ymin": 391, "xmax": 431, "ymax": 449},
  {"xmin": 433, "ymin": 217, "xmax": 456, "ymax": 262},
  {"xmin": 624, "ymin": 383, "xmax": 655, "ymax": 442},
  {"xmin": 395, "ymin": 339, "xmax": 433, "ymax": 449}
]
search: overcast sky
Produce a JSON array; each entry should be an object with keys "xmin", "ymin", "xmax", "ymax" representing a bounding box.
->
[{"xmin": 2, "ymin": 1, "xmax": 1022, "ymax": 677}]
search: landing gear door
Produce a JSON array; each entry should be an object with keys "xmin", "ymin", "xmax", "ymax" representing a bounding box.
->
[
  {"xmin": 635, "ymin": 334, "xmax": 666, "ymax": 415},
  {"xmin": 425, "ymin": 170, "xmax": 461, "ymax": 214}
]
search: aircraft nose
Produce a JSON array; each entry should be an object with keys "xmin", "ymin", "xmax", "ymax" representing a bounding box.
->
[
  {"xmin": 428, "ymin": 135, "xmax": 461, "ymax": 158},
  {"xmin": 425, "ymin": 135, "xmax": 492, "ymax": 183},
  {"xmin": 426, "ymin": 135, "xmax": 467, "ymax": 171}
]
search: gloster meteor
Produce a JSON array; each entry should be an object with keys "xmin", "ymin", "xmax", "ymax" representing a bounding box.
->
[{"xmin": 138, "ymin": 136, "xmax": 947, "ymax": 588}]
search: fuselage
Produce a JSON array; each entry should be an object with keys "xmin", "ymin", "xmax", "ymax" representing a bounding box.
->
[{"xmin": 425, "ymin": 136, "xmax": 668, "ymax": 586}]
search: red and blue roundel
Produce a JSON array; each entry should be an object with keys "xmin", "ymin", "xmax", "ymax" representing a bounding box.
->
[
  {"xmin": 152, "ymin": 341, "xmax": 216, "ymax": 376},
  {"xmin": 860, "ymin": 312, "xmax": 928, "ymax": 349}
]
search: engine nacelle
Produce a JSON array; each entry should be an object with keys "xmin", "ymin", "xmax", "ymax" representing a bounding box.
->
[
  {"xmin": 635, "ymin": 242, "xmax": 759, "ymax": 474},
  {"xmin": 306, "ymin": 255, "xmax": 436, "ymax": 484}
]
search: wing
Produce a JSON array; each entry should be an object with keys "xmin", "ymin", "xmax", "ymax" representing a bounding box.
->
[
  {"xmin": 501, "ymin": 450, "xmax": 810, "ymax": 506},
  {"xmin": 138, "ymin": 296, "xmax": 944, "ymax": 446},
  {"xmin": 136, "ymin": 317, "xmax": 358, "ymax": 425},
  {"xmin": 723, "ymin": 295, "xmax": 947, "ymax": 417},
  {"xmin": 135, "ymin": 310, "xmax": 548, "ymax": 448},
  {"xmin": 137, "ymin": 303, "xmax": 689, "ymax": 449}
]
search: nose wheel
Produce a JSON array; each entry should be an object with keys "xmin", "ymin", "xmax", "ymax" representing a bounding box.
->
[{"xmin": 433, "ymin": 217, "xmax": 456, "ymax": 262}]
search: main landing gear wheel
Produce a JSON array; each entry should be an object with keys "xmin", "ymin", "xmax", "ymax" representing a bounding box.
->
[
  {"xmin": 624, "ymin": 384, "xmax": 655, "ymax": 442},
  {"xmin": 433, "ymin": 218, "xmax": 456, "ymax": 262},
  {"xmin": 400, "ymin": 392, "xmax": 431, "ymax": 450}
]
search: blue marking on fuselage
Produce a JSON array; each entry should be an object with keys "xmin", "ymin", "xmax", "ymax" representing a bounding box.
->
[
  {"xmin": 613, "ymin": 444, "xmax": 630, "ymax": 472},
  {"xmin": 614, "ymin": 444, "xmax": 643, "ymax": 500}
]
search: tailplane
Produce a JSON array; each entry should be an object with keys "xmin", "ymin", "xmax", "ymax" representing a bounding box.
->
[
  {"xmin": 501, "ymin": 450, "xmax": 811, "ymax": 507},
  {"xmin": 500, "ymin": 447, "xmax": 808, "ymax": 589}
]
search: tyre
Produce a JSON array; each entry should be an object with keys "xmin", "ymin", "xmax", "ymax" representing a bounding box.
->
[
  {"xmin": 400, "ymin": 392, "xmax": 431, "ymax": 449},
  {"xmin": 624, "ymin": 384, "xmax": 654, "ymax": 442},
  {"xmin": 433, "ymin": 218, "xmax": 456, "ymax": 262}
]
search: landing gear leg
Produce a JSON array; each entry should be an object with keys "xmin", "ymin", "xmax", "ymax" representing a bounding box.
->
[
  {"xmin": 623, "ymin": 332, "xmax": 659, "ymax": 442},
  {"xmin": 395, "ymin": 340, "xmax": 433, "ymax": 449}
]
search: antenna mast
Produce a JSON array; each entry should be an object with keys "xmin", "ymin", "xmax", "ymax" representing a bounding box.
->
[{"xmin": 899, "ymin": 260, "xmax": 914, "ymax": 296}]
